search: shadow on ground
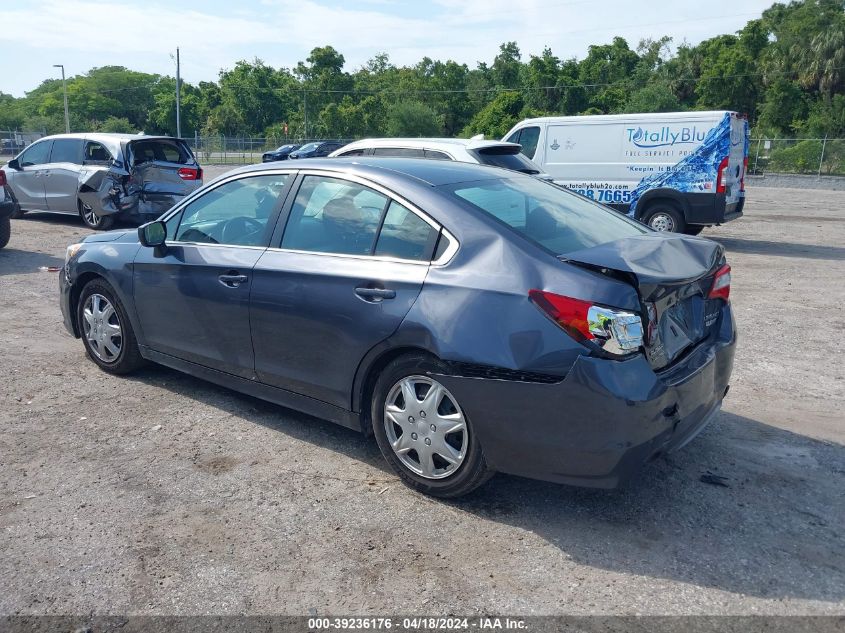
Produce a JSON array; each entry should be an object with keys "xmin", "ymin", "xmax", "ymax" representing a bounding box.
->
[
  {"xmin": 124, "ymin": 362, "xmax": 845, "ymax": 604},
  {"xmin": 716, "ymin": 236, "xmax": 845, "ymax": 260}
]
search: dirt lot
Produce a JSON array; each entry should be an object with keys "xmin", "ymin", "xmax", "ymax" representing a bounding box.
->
[{"xmin": 0, "ymin": 180, "xmax": 843, "ymax": 616}]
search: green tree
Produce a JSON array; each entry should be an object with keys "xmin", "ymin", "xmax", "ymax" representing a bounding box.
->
[
  {"xmin": 386, "ymin": 101, "xmax": 441, "ymax": 136},
  {"xmin": 462, "ymin": 91, "xmax": 524, "ymax": 138}
]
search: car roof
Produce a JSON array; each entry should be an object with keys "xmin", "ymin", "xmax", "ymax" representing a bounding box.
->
[
  {"xmin": 227, "ymin": 156, "xmax": 525, "ymax": 187},
  {"xmin": 337, "ymin": 137, "xmax": 521, "ymax": 152}
]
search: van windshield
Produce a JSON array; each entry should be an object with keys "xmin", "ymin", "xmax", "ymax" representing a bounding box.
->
[{"xmin": 442, "ymin": 177, "xmax": 648, "ymax": 255}]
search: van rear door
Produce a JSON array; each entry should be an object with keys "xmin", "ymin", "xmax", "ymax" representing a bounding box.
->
[{"xmin": 722, "ymin": 114, "xmax": 747, "ymax": 207}]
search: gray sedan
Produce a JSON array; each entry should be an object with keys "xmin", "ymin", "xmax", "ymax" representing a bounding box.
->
[
  {"xmin": 59, "ymin": 158, "xmax": 736, "ymax": 497},
  {"xmin": 4, "ymin": 133, "xmax": 203, "ymax": 230}
]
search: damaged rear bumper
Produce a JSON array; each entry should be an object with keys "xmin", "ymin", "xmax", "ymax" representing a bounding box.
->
[{"xmin": 432, "ymin": 323, "xmax": 736, "ymax": 489}]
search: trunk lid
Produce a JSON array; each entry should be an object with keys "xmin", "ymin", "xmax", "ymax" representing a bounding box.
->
[{"xmin": 561, "ymin": 233, "xmax": 725, "ymax": 370}]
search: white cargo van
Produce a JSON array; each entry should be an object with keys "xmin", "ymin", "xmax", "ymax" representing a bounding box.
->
[{"xmin": 503, "ymin": 111, "xmax": 749, "ymax": 234}]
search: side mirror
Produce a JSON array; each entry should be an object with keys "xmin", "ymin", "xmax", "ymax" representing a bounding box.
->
[
  {"xmin": 7, "ymin": 158, "xmax": 20, "ymax": 170},
  {"xmin": 138, "ymin": 220, "xmax": 167, "ymax": 247}
]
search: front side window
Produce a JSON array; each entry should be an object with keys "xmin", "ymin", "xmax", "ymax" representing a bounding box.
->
[
  {"xmin": 516, "ymin": 126, "xmax": 540, "ymax": 158},
  {"xmin": 338, "ymin": 148, "xmax": 368, "ymax": 157},
  {"xmin": 50, "ymin": 138, "xmax": 82, "ymax": 164},
  {"xmin": 19, "ymin": 140, "xmax": 52, "ymax": 167},
  {"xmin": 444, "ymin": 177, "xmax": 647, "ymax": 255},
  {"xmin": 174, "ymin": 174, "xmax": 290, "ymax": 246},
  {"xmin": 281, "ymin": 176, "xmax": 388, "ymax": 256},
  {"xmin": 374, "ymin": 201, "xmax": 439, "ymax": 261}
]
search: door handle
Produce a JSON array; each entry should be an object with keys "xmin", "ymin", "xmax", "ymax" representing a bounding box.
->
[
  {"xmin": 218, "ymin": 273, "xmax": 249, "ymax": 288},
  {"xmin": 355, "ymin": 287, "xmax": 396, "ymax": 301}
]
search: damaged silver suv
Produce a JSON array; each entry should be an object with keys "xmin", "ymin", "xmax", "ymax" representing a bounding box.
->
[{"xmin": 4, "ymin": 133, "xmax": 203, "ymax": 230}]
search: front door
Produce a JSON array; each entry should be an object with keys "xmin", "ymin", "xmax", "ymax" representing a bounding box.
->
[
  {"xmin": 250, "ymin": 174, "xmax": 441, "ymax": 409},
  {"xmin": 133, "ymin": 172, "xmax": 293, "ymax": 378},
  {"xmin": 11, "ymin": 139, "xmax": 53, "ymax": 210}
]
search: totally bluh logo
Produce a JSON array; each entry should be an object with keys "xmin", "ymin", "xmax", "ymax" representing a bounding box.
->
[{"xmin": 627, "ymin": 126, "xmax": 708, "ymax": 148}]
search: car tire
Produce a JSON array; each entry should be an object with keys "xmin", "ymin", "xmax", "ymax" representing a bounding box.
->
[
  {"xmin": 683, "ymin": 225, "xmax": 705, "ymax": 236},
  {"xmin": 79, "ymin": 200, "xmax": 115, "ymax": 231},
  {"xmin": 371, "ymin": 353, "xmax": 494, "ymax": 498},
  {"xmin": 0, "ymin": 216, "xmax": 10, "ymax": 249},
  {"xmin": 642, "ymin": 203, "xmax": 686, "ymax": 233},
  {"xmin": 77, "ymin": 279, "xmax": 145, "ymax": 375}
]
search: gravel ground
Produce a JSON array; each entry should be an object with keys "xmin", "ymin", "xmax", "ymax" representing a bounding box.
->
[{"xmin": 0, "ymin": 180, "xmax": 843, "ymax": 616}]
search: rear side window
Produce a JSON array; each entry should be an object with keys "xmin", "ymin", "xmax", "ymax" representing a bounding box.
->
[
  {"xmin": 372, "ymin": 147, "xmax": 426, "ymax": 158},
  {"xmin": 424, "ymin": 150, "xmax": 452, "ymax": 160},
  {"xmin": 444, "ymin": 177, "xmax": 647, "ymax": 255},
  {"xmin": 281, "ymin": 176, "xmax": 388, "ymax": 256},
  {"xmin": 374, "ymin": 201, "xmax": 439, "ymax": 261},
  {"xmin": 84, "ymin": 142, "xmax": 113, "ymax": 163},
  {"xmin": 131, "ymin": 140, "xmax": 192, "ymax": 165},
  {"xmin": 18, "ymin": 140, "xmax": 52, "ymax": 167},
  {"xmin": 50, "ymin": 138, "xmax": 82, "ymax": 164},
  {"xmin": 469, "ymin": 146, "xmax": 541, "ymax": 174}
]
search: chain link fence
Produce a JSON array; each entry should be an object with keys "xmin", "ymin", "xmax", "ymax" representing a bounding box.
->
[
  {"xmin": 0, "ymin": 130, "xmax": 45, "ymax": 156},
  {"xmin": 750, "ymin": 137, "xmax": 845, "ymax": 176},
  {"xmin": 186, "ymin": 136, "xmax": 353, "ymax": 165}
]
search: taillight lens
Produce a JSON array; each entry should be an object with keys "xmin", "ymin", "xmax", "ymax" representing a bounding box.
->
[
  {"xmin": 740, "ymin": 157, "xmax": 748, "ymax": 192},
  {"xmin": 708, "ymin": 264, "xmax": 731, "ymax": 301},
  {"xmin": 177, "ymin": 167, "xmax": 200, "ymax": 180},
  {"xmin": 0, "ymin": 169, "xmax": 6, "ymax": 187},
  {"xmin": 529, "ymin": 289, "xmax": 643, "ymax": 356},
  {"xmin": 716, "ymin": 157, "xmax": 729, "ymax": 193}
]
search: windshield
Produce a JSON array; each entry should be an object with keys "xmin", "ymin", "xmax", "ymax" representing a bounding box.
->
[
  {"xmin": 468, "ymin": 147, "xmax": 541, "ymax": 174},
  {"xmin": 442, "ymin": 177, "xmax": 648, "ymax": 255}
]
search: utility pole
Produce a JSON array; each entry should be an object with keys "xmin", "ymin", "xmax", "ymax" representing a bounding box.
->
[
  {"xmin": 53, "ymin": 64, "xmax": 70, "ymax": 133},
  {"xmin": 175, "ymin": 47, "xmax": 182, "ymax": 138}
]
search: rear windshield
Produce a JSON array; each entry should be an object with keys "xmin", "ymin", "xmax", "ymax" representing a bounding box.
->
[
  {"xmin": 442, "ymin": 177, "xmax": 647, "ymax": 255},
  {"xmin": 130, "ymin": 139, "xmax": 193, "ymax": 165},
  {"xmin": 468, "ymin": 146, "xmax": 541, "ymax": 174}
]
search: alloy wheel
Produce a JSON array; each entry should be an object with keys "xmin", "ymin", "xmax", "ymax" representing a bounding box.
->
[
  {"xmin": 383, "ymin": 375, "xmax": 468, "ymax": 479},
  {"xmin": 82, "ymin": 293, "xmax": 122, "ymax": 363}
]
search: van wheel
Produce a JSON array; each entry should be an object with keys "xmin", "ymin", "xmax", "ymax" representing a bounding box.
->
[
  {"xmin": 79, "ymin": 200, "xmax": 114, "ymax": 231},
  {"xmin": 642, "ymin": 203, "xmax": 685, "ymax": 233}
]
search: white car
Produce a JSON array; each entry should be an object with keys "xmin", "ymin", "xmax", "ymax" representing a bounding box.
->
[{"xmin": 328, "ymin": 137, "xmax": 550, "ymax": 178}]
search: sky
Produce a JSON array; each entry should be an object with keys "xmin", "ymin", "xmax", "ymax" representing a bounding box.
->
[{"xmin": 2, "ymin": 0, "xmax": 777, "ymax": 97}]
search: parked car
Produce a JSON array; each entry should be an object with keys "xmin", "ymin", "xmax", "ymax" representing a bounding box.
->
[
  {"xmin": 330, "ymin": 137, "xmax": 549, "ymax": 177},
  {"xmin": 262, "ymin": 144, "xmax": 301, "ymax": 162},
  {"xmin": 503, "ymin": 111, "xmax": 749, "ymax": 234},
  {"xmin": 0, "ymin": 168, "xmax": 19, "ymax": 249},
  {"xmin": 60, "ymin": 158, "xmax": 735, "ymax": 498},
  {"xmin": 288, "ymin": 141, "xmax": 346, "ymax": 159},
  {"xmin": 4, "ymin": 133, "xmax": 203, "ymax": 230}
]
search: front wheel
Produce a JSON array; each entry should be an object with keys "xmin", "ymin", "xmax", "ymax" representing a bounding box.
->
[
  {"xmin": 642, "ymin": 204, "xmax": 685, "ymax": 233},
  {"xmin": 79, "ymin": 200, "xmax": 114, "ymax": 231},
  {"xmin": 372, "ymin": 354, "xmax": 494, "ymax": 498},
  {"xmin": 77, "ymin": 279, "xmax": 144, "ymax": 374}
]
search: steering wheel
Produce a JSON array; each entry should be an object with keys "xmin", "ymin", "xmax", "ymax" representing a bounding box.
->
[{"xmin": 221, "ymin": 216, "xmax": 265, "ymax": 245}]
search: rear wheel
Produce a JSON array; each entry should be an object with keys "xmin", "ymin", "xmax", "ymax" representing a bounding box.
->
[
  {"xmin": 642, "ymin": 203, "xmax": 685, "ymax": 233},
  {"xmin": 0, "ymin": 217, "xmax": 10, "ymax": 249},
  {"xmin": 79, "ymin": 199, "xmax": 114, "ymax": 231},
  {"xmin": 372, "ymin": 354, "xmax": 494, "ymax": 498},
  {"xmin": 77, "ymin": 279, "xmax": 144, "ymax": 374}
]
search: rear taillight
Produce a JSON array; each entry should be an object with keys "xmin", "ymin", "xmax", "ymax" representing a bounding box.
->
[
  {"xmin": 708, "ymin": 264, "xmax": 731, "ymax": 301},
  {"xmin": 716, "ymin": 156, "xmax": 729, "ymax": 193},
  {"xmin": 177, "ymin": 167, "xmax": 200, "ymax": 180},
  {"xmin": 0, "ymin": 169, "xmax": 6, "ymax": 187},
  {"xmin": 529, "ymin": 289, "xmax": 643, "ymax": 356},
  {"xmin": 740, "ymin": 157, "xmax": 748, "ymax": 192}
]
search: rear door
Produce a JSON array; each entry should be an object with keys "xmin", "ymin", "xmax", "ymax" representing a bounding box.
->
[
  {"xmin": 11, "ymin": 139, "xmax": 52, "ymax": 210},
  {"xmin": 44, "ymin": 137, "xmax": 83, "ymax": 213},
  {"xmin": 133, "ymin": 172, "xmax": 293, "ymax": 378},
  {"xmin": 725, "ymin": 114, "xmax": 747, "ymax": 207},
  {"xmin": 250, "ymin": 173, "xmax": 441, "ymax": 408}
]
